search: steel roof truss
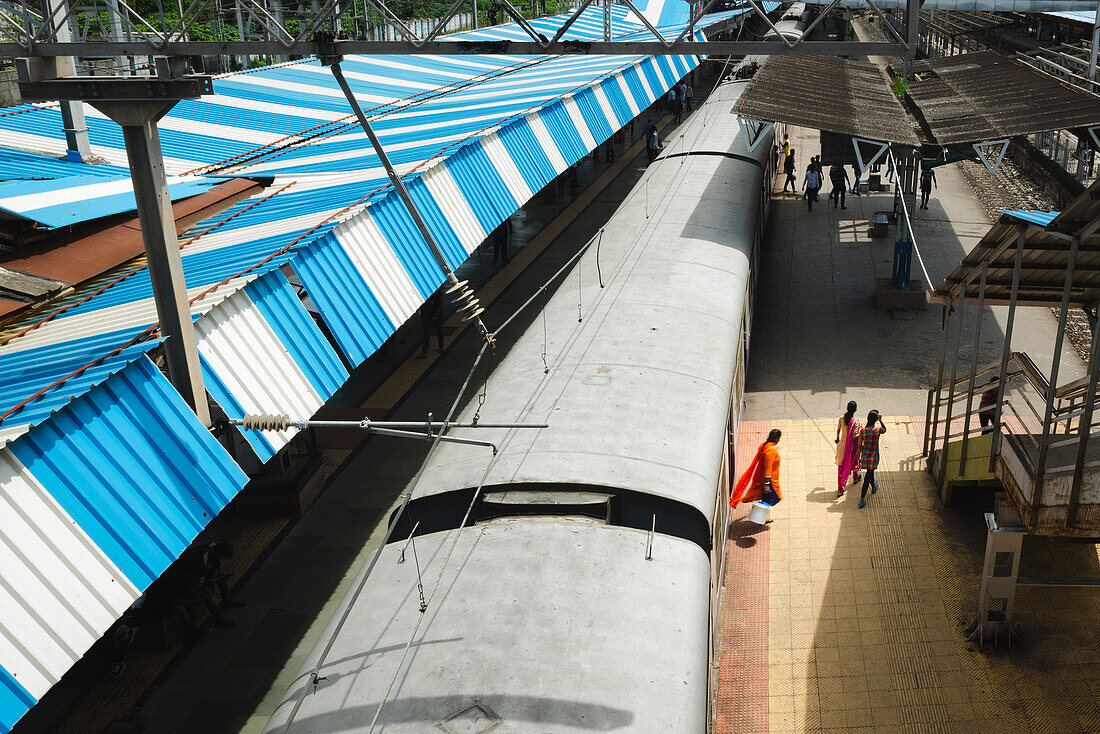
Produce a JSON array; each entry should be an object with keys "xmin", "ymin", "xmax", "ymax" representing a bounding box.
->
[
  {"xmin": 853, "ymin": 137, "xmax": 890, "ymax": 174},
  {"xmin": 973, "ymin": 139, "xmax": 1009, "ymax": 174},
  {"xmin": 738, "ymin": 116, "xmax": 772, "ymax": 154}
]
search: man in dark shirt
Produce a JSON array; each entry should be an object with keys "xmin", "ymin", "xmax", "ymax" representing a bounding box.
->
[
  {"xmin": 979, "ymin": 375, "xmax": 1000, "ymax": 434},
  {"xmin": 418, "ymin": 291, "xmax": 445, "ymax": 358}
]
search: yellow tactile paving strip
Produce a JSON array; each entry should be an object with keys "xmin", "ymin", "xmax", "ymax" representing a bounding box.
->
[{"xmin": 726, "ymin": 417, "xmax": 1100, "ymax": 734}]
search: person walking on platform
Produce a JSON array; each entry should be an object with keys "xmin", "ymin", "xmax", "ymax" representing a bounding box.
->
[
  {"xmin": 857, "ymin": 411, "xmax": 887, "ymax": 508},
  {"xmin": 418, "ymin": 292, "xmax": 444, "ymax": 358},
  {"xmin": 835, "ymin": 401, "xmax": 861, "ymax": 497},
  {"xmin": 681, "ymin": 81, "xmax": 693, "ymax": 112},
  {"xmin": 666, "ymin": 86, "xmax": 677, "ymax": 116},
  {"xmin": 783, "ymin": 149, "xmax": 797, "ymax": 193},
  {"xmin": 803, "ymin": 163, "xmax": 822, "ymax": 211},
  {"xmin": 730, "ymin": 429, "xmax": 783, "ymax": 509},
  {"xmin": 643, "ymin": 118, "xmax": 660, "ymax": 164},
  {"xmin": 851, "ymin": 162, "xmax": 861, "ymax": 196},
  {"xmin": 979, "ymin": 375, "xmax": 999, "ymax": 435},
  {"xmin": 782, "ymin": 133, "xmax": 790, "ymax": 158},
  {"xmin": 829, "ymin": 163, "xmax": 850, "ymax": 209},
  {"xmin": 491, "ymin": 216, "xmax": 512, "ymax": 265},
  {"xmin": 920, "ymin": 164, "xmax": 937, "ymax": 210}
]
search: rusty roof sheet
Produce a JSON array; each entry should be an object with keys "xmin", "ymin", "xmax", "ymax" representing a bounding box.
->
[
  {"xmin": 734, "ymin": 55, "xmax": 921, "ymax": 145},
  {"xmin": 909, "ymin": 51, "xmax": 1100, "ymax": 145}
]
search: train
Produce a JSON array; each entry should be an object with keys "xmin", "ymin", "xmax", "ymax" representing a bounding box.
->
[
  {"xmin": 264, "ymin": 78, "xmax": 776, "ymax": 733},
  {"xmin": 765, "ymin": 1, "xmax": 815, "ymax": 43},
  {"xmin": 736, "ymin": 1, "xmax": 815, "ymax": 77}
]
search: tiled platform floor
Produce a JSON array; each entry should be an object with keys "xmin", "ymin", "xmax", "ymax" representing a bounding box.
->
[{"xmin": 717, "ymin": 417, "xmax": 1100, "ymax": 734}]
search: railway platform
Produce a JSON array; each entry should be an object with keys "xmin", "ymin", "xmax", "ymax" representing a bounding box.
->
[{"xmin": 717, "ymin": 127, "xmax": 1100, "ymax": 733}]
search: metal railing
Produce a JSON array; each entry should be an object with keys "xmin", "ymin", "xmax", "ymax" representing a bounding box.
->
[
  {"xmin": 925, "ymin": 350, "xmax": 1100, "ymax": 508},
  {"xmin": 1030, "ymin": 129, "xmax": 1098, "ymax": 187}
]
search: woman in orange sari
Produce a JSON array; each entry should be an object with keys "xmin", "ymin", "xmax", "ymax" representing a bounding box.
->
[{"xmin": 730, "ymin": 429, "xmax": 782, "ymax": 508}]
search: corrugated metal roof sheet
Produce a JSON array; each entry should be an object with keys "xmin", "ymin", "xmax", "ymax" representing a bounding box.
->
[
  {"xmin": 0, "ymin": 356, "xmax": 246, "ymax": 729},
  {"xmin": 194, "ymin": 270, "xmax": 348, "ymax": 461},
  {"xmin": 1041, "ymin": 9, "xmax": 1096, "ymax": 22},
  {"xmin": 0, "ymin": 6, "xmax": 741, "ymax": 729},
  {"xmin": 0, "ymin": 20, "xmax": 715, "ymax": 441},
  {"xmin": 1002, "ymin": 209, "xmax": 1060, "ymax": 226},
  {"xmin": 735, "ymin": 55, "xmax": 922, "ymax": 145},
  {"xmin": 0, "ymin": 147, "xmax": 225, "ymax": 229},
  {"xmin": 908, "ymin": 51, "xmax": 1100, "ymax": 145}
]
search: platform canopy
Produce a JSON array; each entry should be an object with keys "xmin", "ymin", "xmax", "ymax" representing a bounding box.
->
[
  {"xmin": 909, "ymin": 51, "xmax": 1100, "ymax": 145},
  {"xmin": 934, "ymin": 178, "xmax": 1100, "ymax": 308},
  {"xmin": 736, "ymin": 55, "xmax": 920, "ymax": 145},
  {"xmin": 735, "ymin": 51, "xmax": 1100, "ymax": 150}
]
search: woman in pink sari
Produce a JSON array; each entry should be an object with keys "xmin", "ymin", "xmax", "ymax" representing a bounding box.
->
[{"xmin": 834, "ymin": 401, "xmax": 861, "ymax": 496}]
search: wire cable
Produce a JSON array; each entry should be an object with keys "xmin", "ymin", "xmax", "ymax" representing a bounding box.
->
[
  {"xmin": 361, "ymin": 129, "xmax": 715, "ymax": 729},
  {"xmin": 276, "ymin": 341, "xmax": 489, "ymax": 734}
]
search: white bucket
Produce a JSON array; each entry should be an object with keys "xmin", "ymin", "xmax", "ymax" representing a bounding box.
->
[{"xmin": 748, "ymin": 501, "xmax": 772, "ymax": 525}]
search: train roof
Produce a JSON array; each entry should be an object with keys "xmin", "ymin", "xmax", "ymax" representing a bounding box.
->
[
  {"xmin": 410, "ymin": 81, "xmax": 769, "ymax": 527},
  {"xmin": 264, "ymin": 521, "xmax": 711, "ymax": 733}
]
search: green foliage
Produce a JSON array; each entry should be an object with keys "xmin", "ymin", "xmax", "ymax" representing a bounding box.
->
[{"xmin": 891, "ymin": 74, "xmax": 907, "ymax": 100}]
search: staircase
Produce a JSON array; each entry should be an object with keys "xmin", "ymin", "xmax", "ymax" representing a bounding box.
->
[{"xmin": 925, "ymin": 351, "xmax": 1100, "ymax": 537}]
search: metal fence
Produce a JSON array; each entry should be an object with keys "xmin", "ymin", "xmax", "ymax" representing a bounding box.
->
[
  {"xmin": 1031, "ymin": 129, "xmax": 1098, "ymax": 186},
  {"xmin": 366, "ymin": 12, "xmax": 477, "ymax": 41}
]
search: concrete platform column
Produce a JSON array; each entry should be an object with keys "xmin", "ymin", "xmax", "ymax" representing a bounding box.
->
[{"xmin": 965, "ymin": 504, "xmax": 1025, "ymax": 650}]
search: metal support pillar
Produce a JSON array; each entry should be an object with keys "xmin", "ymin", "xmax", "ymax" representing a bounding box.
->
[
  {"xmin": 92, "ymin": 100, "xmax": 211, "ymax": 426},
  {"xmin": 235, "ymin": 2, "xmax": 249, "ymax": 68},
  {"xmin": 959, "ymin": 262, "xmax": 988, "ymax": 469},
  {"xmin": 893, "ymin": 150, "xmax": 918, "ymax": 291},
  {"xmin": 1069, "ymin": 305, "xmax": 1100, "ymax": 527},
  {"xmin": 1090, "ymin": 1, "xmax": 1100, "ymax": 81},
  {"xmin": 1032, "ymin": 235, "xmax": 1080, "ymax": 527},
  {"xmin": 327, "ymin": 61, "xmax": 492, "ymax": 342},
  {"xmin": 104, "ymin": 0, "xmax": 129, "ymax": 74},
  {"xmin": 938, "ymin": 288, "xmax": 966, "ymax": 494},
  {"xmin": 45, "ymin": 0, "xmax": 91, "ymax": 160},
  {"xmin": 904, "ymin": 0, "xmax": 919, "ymax": 78},
  {"xmin": 925, "ymin": 304, "xmax": 950, "ymax": 458},
  {"xmin": 990, "ymin": 227, "xmax": 1025, "ymax": 473}
]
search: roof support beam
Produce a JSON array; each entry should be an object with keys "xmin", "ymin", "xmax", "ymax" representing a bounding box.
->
[
  {"xmin": 938, "ymin": 286, "xmax": 965, "ymax": 486},
  {"xmin": 101, "ymin": 100, "xmax": 211, "ymax": 426},
  {"xmin": 1069, "ymin": 300, "xmax": 1100, "ymax": 526},
  {"xmin": 1033, "ymin": 235, "xmax": 1081, "ymax": 529},
  {"xmin": 0, "ymin": 39, "xmax": 909, "ymax": 56},
  {"xmin": 327, "ymin": 59, "xmax": 493, "ymax": 343},
  {"xmin": 960, "ymin": 261, "xmax": 988, "ymax": 470},
  {"xmin": 990, "ymin": 226, "xmax": 1026, "ymax": 474}
]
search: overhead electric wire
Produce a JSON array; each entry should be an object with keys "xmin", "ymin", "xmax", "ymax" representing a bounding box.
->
[{"xmin": 276, "ymin": 340, "xmax": 490, "ymax": 734}]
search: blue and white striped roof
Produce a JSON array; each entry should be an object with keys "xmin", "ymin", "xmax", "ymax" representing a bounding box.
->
[
  {"xmin": 0, "ymin": 4, "xmax": 745, "ymax": 728},
  {"xmin": 0, "ymin": 4, "xmax": 736, "ymax": 444},
  {"xmin": 0, "ymin": 356, "xmax": 247, "ymax": 731},
  {"xmin": 1040, "ymin": 9, "xmax": 1096, "ymax": 22},
  {"xmin": 0, "ymin": 147, "xmax": 224, "ymax": 228}
]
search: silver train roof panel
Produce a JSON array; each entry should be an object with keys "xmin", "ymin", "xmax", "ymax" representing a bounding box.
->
[
  {"xmin": 411, "ymin": 80, "xmax": 769, "ymax": 526},
  {"xmin": 264, "ymin": 521, "xmax": 711, "ymax": 733}
]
